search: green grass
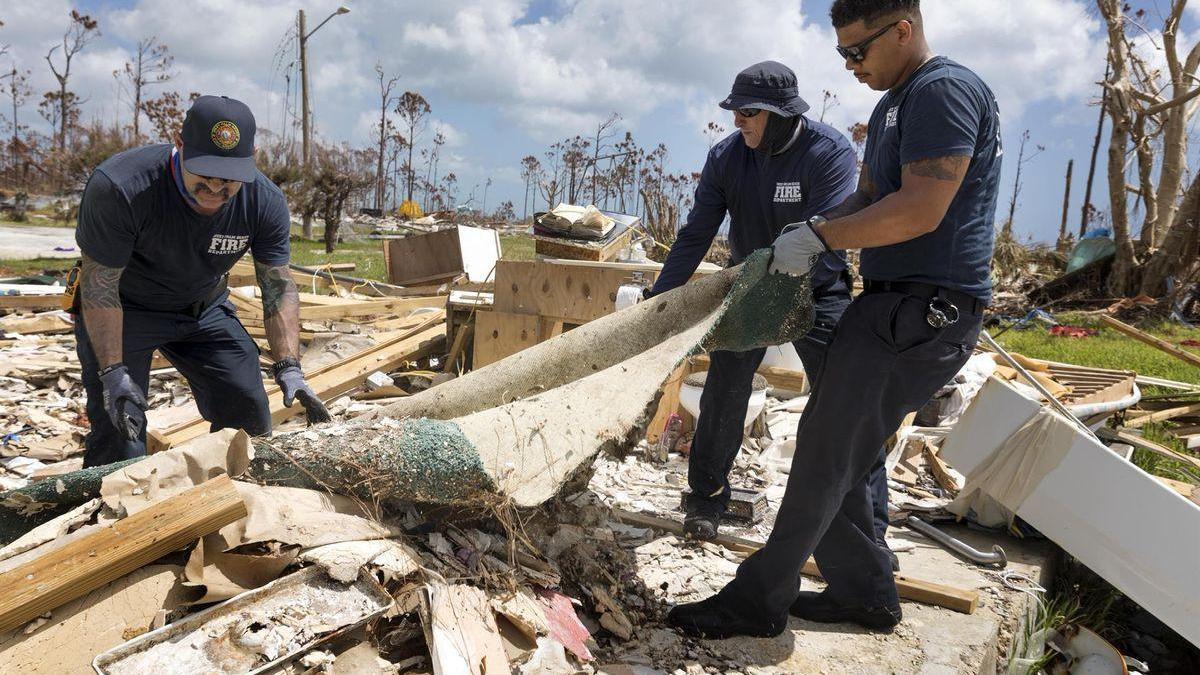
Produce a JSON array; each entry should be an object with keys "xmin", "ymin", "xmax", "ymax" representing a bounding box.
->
[
  {"xmin": 0, "ymin": 257, "xmax": 75, "ymax": 278},
  {"xmin": 500, "ymin": 233, "xmax": 535, "ymax": 261},
  {"xmin": 993, "ymin": 312, "xmax": 1200, "ymax": 385},
  {"xmin": 289, "ymin": 238, "xmax": 390, "ymax": 282}
]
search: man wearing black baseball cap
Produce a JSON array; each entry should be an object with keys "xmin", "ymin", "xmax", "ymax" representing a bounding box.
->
[
  {"xmin": 646, "ymin": 61, "xmax": 893, "ymax": 566},
  {"xmin": 73, "ymin": 95, "xmax": 330, "ymax": 467}
]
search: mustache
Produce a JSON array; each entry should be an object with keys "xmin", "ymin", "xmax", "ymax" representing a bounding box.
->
[{"xmin": 194, "ymin": 185, "xmax": 230, "ymax": 199}]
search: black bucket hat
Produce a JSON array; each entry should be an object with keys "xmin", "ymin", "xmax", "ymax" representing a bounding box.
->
[{"xmin": 719, "ymin": 61, "xmax": 810, "ymax": 117}]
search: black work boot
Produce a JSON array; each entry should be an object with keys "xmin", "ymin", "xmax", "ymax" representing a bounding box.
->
[
  {"xmin": 667, "ymin": 594, "xmax": 785, "ymax": 639},
  {"xmin": 789, "ymin": 590, "xmax": 902, "ymax": 632},
  {"xmin": 682, "ymin": 500, "xmax": 723, "ymax": 541}
]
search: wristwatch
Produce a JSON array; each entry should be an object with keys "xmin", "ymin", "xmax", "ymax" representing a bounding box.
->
[{"xmin": 271, "ymin": 357, "xmax": 302, "ymax": 378}]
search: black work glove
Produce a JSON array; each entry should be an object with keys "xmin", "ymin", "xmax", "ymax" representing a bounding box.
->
[
  {"xmin": 275, "ymin": 364, "xmax": 332, "ymax": 425},
  {"xmin": 98, "ymin": 364, "xmax": 148, "ymax": 441}
]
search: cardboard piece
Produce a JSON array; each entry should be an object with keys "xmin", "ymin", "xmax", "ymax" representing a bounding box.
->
[
  {"xmin": 100, "ymin": 429, "xmax": 251, "ymax": 516},
  {"xmin": 214, "ymin": 483, "xmax": 401, "ymax": 551},
  {"xmin": 183, "ymin": 535, "xmax": 299, "ymax": 604},
  {"xmin": 421, "ymin": 583, "xmax": 510, "ymax": 675}
]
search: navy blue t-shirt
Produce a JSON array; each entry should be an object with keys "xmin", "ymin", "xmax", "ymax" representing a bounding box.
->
[
  {"xmin": 859, "ymin": 56, "xmax": 1002, "ymax": 301},
  {"xmin": 651, "ymin": 117, "xmax": 857, "ymax": 295},
  {"xmin": 76, "ymin": 144, "xmax": 291, "ymax": 311}
]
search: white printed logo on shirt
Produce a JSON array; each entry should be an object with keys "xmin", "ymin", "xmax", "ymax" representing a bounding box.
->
[
  {"xmin": 208, "ymin": 234, "xmax": 249, "ymax": 255},
  {"xmin": 885, "ymin": 106, "xmax": 899, "ymax": 128},
  {"xmin": 773, "ymin": 182, "xmax": 803, "ymax": 204}
]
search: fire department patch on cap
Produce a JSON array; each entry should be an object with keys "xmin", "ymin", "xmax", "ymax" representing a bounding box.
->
[{"xmin": 210, "ymin": 121, "xmax": 240, "ymax": 151}]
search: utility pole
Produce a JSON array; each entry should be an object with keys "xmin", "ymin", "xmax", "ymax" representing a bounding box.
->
[
  {"xmin": 482, "ymin": 177, "xmax": 492, "ymax": 216},
  {"xmin": 297, "ymin": 5, "xmax": 350, "ymax": 239},
  {"xmin": 1081, "ymin": 58, "xmax": 1110, "ymax": 239}
]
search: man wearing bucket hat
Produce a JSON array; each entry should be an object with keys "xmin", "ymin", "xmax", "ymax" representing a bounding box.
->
[
  {"xmin": 646, "ymin": 61, "xmax": 895, "ymax": 566},
  {"xmin": 73, "ymin": 95, "xmax": 330, "ymax": 467}
]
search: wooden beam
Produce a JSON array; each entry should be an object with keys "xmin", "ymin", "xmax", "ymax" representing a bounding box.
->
[
  {"xmin": 0, "ymin": 474, "xmax": 246, "ymax": 634},
  {"xmin": 646, "ymin": 362, "xmax": 692, "ymax": 444},
  {"xmin": 1099, "ymin": 315, "xmax": 1200, "ymax": 370},
  {"xmin": 0, "ymin": 295, "xmax": 63, "ymax": 312},
  {"xmin": 613, "ymin": 508, "xmax": 979, "ymax": 614},
  {"xmin": 1096, "ymin": 427, "xmax": 1200, "ymax": 472},
  {"xmin": 1124, "ymin": 402, "xmax": 1200, "ymax": 428},
  {"xmin": 154, "ymin": 318, "xmax": 445, "ymax": 450},
  {"xmin": 297, "ymin": 296, "xmax": 446, "ymax": 321},
  {"xmin": 691, "ymin": 354, "xmax": 806, "ymax": 393},
  {"xmin": 443, "ymin": 324, "xmax": 474, "ymax": 373}
]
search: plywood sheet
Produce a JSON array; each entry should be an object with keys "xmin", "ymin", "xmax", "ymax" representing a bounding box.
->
[
  {"xmin": 492, "ymin": 260, "xmax": 659, "ymax": 324},
  {"xmin": 474, "ymin": 311, "xmax": 541, "ymax": 368}
]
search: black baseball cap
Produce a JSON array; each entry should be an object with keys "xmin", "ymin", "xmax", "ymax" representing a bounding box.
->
[
  {"xmin": 719, "ymin": 61, "xmax": 811, "ymax": 117},
  {"xmin": 180, "ymin": 95, "xmax": 257, "ymax": 182}
]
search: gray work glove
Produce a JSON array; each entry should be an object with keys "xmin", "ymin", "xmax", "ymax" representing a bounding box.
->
[
  {"xmin": 275, "ymin": 364, "xmax": 332, "ymax": 425},
  {"xmin": 98, "ymin": 364, "xmax": 148, "ymax": 441},
  {"xmin": 769, "ymin": 218, "xmax": 829, "ymax": 277}
]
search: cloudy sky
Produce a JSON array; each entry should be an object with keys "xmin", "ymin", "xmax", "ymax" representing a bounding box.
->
[{"xmin": 1, "ymin": 0, "xmax": 1196, "ymax": 243}]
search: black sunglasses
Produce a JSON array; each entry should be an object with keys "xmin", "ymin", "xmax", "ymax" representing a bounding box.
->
[
  {"xmin": 735, "ymin": 107, "xmax": 763, "ymax": 118},
  {"xmin": 836, "ymin": 20, "xmax": 901, "ymax": 63}
]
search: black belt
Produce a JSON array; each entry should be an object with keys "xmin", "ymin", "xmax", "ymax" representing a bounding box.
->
[{"xmin": 862, "ymin": 279, "xmax": 986, "ymax": 315}]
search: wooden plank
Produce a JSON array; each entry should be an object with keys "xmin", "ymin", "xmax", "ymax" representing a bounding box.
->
[
  {"xmin": 691, "ymin": 354, "xmax": 807, "ymax": 393},
  {"xmin": 473, "ymin": 311, "xmax": 540, "ymax": 367},
  {"xmin": 0, "ymin": 475, "xmax": 246, "ymax": 634},
  {"xmin": 1096, "ymin": 427, "xmax": 1200, "ymax": 472},
  {"xmin": 1099, "ymin": 315, "xmax": 1200, "ymax": 370},
  {"xmin": 383, "ymin": 228, "xmax": 465, "ymax": 286},
  {"xmin": 443, "ymin": 324, "xmax": 474, "ymax": 373},
  {"xmin": 493, "ymin": 260, "xmax": 660, "ymax": 324},
  {"xmin": 0, "ymin": 295, "xmax": 63, "ymax": 312},
  {"xmin": 156, "ymin": 320, "xmax": 445, "ymax": 449},
  {"xmin": 1123, "ymin": 402, "xmax": 1200, "ymax": 428},
  {"xmin": 646, "ymin": 362, "xmax": 693, "ymax": 444},
  {"xmin": 297, "ymin": 296, "xmax": 446, "ymax": 321},
  {"xmin": 612, "ymin": 508, "xmax": 978, "ymax": 614}
]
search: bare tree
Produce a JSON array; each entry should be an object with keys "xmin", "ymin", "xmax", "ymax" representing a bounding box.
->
[
  {"xmin": 819, "ymin": 89, "xmax": 839, "ymax": 123},
  {"xmin": 587, "ymin": 112, "xmax": 620, "ymax": 203},
  {"xmin": 394, "ymin": 91, "xmax": 429, "ymax": 204},
  {"xmin": 1002, "ymin": 129, "xmax": 1044, "ymax": 236},
  {"xmin": 45, "ymin": 10, "xmax": 99, "ymax": 152},
  {"xmin": 2, "ymin": 65, "xmax": 31, "ymax": 187},
  {"xmin": 520, "ymin": 154, "xmax": 541, "ymax": 220},
  {"xmin": 373, "ymin": 63, "xmax": 398, "ymax": 211},
  {"xmin": 114, "ymin": 37, "xmax": 173, "ymax": 141}
]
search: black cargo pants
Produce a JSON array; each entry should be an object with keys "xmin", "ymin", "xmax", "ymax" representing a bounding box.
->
[
  {"xmin": 718, "ymin": 287, "xmax": 982, "ymax": 618},
  {"xmin": 76, "ymin": 293, "xmax": 272, "ymax": 467}
]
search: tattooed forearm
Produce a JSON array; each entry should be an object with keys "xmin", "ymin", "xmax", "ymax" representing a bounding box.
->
[
  {"xmin": 80, "ymin": 254, "xmax": 126, "ymax": 369},
  {"xmin": 255, "ymin": 262, "xmax": 301, "ymax": 361},
  {"xmin": 255, "ymin": 262, "xmax": 298, "ymax": 318},
  {"xmin": 81, "ymin": 255, "xmax": 124, "ymax": 309},
  {"xmin": 903, "ymin": 155, "xmax": 970, "ymax": 182}
]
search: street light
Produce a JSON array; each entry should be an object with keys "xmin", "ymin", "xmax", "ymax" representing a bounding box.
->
[{"xmin": 298, "ymin": 5, "xmax": 350, "ymax": 238}]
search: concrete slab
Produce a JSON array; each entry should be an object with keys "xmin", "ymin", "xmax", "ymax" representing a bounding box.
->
[
  {"xmin": 590, "ymin": 454, "xmax": 1056, "ymax": 674},
  {"xmin": 0, "ymin": 225, "xmax": 78, "ymax": 261}
]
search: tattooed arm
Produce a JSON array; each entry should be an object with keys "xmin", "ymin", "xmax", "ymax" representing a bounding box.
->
[
  {"xmin": 821, "ymin": 165, "xmax": 877, "ymax": 221},
  {"xmin": 255, "ymin": 261, "xmax": 301, "ymax": 361},
  {"xmin": 814, "ymin": 154, "xmax": 971, "ymax": 250},
  {"xmin": 80, "ymin": 254, "xmax": 126, "ymax": 369}
]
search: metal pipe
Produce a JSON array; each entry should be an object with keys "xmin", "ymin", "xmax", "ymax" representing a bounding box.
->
[{"xmin": 905, "ymin": 516, "xmax": 1008, "ymax": 568}]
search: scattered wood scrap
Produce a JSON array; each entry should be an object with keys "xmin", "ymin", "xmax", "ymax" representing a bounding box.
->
[
  {"xmin": 0, "ymin": 474, "xmax": 246, "ymax": 633},
  {"xmin": 1099, "ymin": 314, "xmax": 1200, "ymax": 370}
]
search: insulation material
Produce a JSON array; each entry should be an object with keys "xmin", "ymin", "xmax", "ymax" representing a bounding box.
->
[
  {"xmin": 248, "ymin": 250, "xmax": 813, "ymax": 507},
  {"xmin": 299, "ymin": 538, "xmax": 423, "ymax": 584}
]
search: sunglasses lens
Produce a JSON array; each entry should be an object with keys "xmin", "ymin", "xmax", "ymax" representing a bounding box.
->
[{"xmin": 737, "ymin": 108, "xmax": 760, "ymax": 118}]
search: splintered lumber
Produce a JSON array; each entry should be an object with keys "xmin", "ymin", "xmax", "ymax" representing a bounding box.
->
[
  {"xmin": 613, "ymin": 508, "xmax": 979, "ymax": 614},
  {"xmin": 0, "ymin": 295, "xmax": 64, "ymax": 312},
  {"xmin": 153, "ymin": 321, "xmax": 446, "ymax": 450},
  {"xmin": 1099, "ymin": 314, "xmax": 1200, "ymax": 370},
  {"xmin": 0, "ymin": 474, "xmax": 246, "ymax": 634},
  {"xmin": 297, "ymin": 296, "xmax": 446, "ymax": 321}
]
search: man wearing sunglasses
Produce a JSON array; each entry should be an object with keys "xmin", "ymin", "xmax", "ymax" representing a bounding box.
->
[
  {"xmin": 73, "ymin": 95, "xmax": 330, "ymax": 467},
  {"xmin": 669, "ymin": 0, "xmax": 1001, "ymax": 638},
  {"xmin": 645, "ymin": 61, "xmax": 897, "ymax": 566}
]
